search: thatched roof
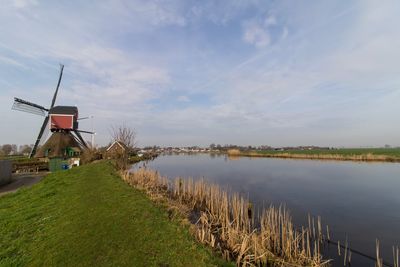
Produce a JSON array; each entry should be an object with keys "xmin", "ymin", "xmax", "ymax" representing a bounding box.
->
[{"xmin": 35, "ymin": 132, "xmax": 82, "ymax": 158}]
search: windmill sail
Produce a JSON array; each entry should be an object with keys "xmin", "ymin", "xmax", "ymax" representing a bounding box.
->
[
  {"xmin": 12, "ymin": 98, "xmax": 48, "ymax": 116},
  {"xmin": 75, "ymin": 129, "xmax": 95, "ymax": 134},
  {"xmin": 73, "ymin": 130, "xmax": 88, "ymax": 148},
  {"xmin": 29, "ymin": 64, "xmax": 64, "ymax": 158},
  {"xmin": 30, "ymin": 116, "xmax": 50, "ymax": 158},
  {"xmin": 50, "ymin": 64, "xmax": 64, "ymax": 108}
]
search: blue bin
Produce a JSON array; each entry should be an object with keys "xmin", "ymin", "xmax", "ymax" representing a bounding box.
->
[{"xmin": 61, "ymin": 164, "xmax": 69, "ymax": 170}]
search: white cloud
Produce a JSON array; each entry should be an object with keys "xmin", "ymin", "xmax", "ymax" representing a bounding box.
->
[
  {"xmin": 1, "ymin": 1, "xmax": 400, "ymax": 146},
  {"xmin": 264, "ymin": 15, "xmax": 276, "ymax": 26},
  {"xmin": 281, "ymin": 26, "xmax": 288, "ymax": 39},
  {"xmin": 131, "ymin": 1, "xmax": 186, "ymax": 26},
  {"xmin": 243, "ymin": 21, "xmax": 271, "ymax": 48},
  {"xmin": 10, "ymin": 0, "xmax": 38, "ymax": 8},
  {"xmin": 322, "ymin": 1, "xmax": 400, "ymax": 87},
  {"xmin": 189, "ymin": 0, "xmax": 265, "ymax": 25},
  {"xmin": 0, "ymin": 54, "xmax": 27, "ymax": 68},
  {"xmin": 106, "ymin": 0, "xmax": 186, "ymax": 28},
  {"xmin": 177, "ymin": 95, "xmax": 190, "ymax": 102},
  {"xmin": 242, "ymin": 13, "xmax": 285, "ymax": 48}
]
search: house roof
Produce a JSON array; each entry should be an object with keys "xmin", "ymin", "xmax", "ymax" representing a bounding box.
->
[
  {"xmin": 106, "ymin": 140, "xmax": 129, "ymax": 152},
  {"xmin": 49, "ymin": 106, "xmax": 78, "ymax": 115}
]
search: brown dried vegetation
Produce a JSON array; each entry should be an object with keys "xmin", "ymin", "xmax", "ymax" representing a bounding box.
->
[{"xmin": 122, "ymin": 168, "xmax": 332, "ymax": 267}]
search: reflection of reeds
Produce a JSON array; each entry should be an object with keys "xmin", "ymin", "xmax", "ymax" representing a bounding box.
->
[
  {"xmin": 393, "ymin": 246, "xmax": 399, "ymax": 267},
  {"xmin": 123, "ymin": 168, "xmax": 330, "ymax": 266},
  {"xmin": 377, "ymin": 239, "xmax": 383, "ymax": 267}
]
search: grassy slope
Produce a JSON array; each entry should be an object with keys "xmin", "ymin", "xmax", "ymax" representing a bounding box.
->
[{"xmin": 0, "ymin": 162, "xmax": 229, "ymax": 267}]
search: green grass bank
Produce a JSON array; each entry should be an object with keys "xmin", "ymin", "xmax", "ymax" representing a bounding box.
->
[{"xmin": 0, "ymin": 161, "xmax": 230, "ymax": 267}]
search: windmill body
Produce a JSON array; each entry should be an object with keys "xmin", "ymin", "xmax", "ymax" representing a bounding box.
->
[
  {"xmin": 49, "ymin": 106, "xmax": 79, "ymax": 131},
  {"xmin": 12, "ymin": 65, "xmax": 94, "ymax": 159}
]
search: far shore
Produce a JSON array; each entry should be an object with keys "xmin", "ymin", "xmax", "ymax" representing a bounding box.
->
[{"xmin": 226, "ymin": 148, "xmax": 400, "ymax": 163}]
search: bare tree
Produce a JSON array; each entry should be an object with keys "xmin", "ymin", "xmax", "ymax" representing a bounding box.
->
[
  {"xmin": 19, "ymin": 144, "xmax": 33, "ymax": 155},
  {"xmin": 1, "ymin": 144, "xmax": 12, "ymax": 156},
  {"xmin": 11, "ymin": 144, "xmax": 18, "ymax": 155},
  {"xmin": 110, "ymin": 124, "xmax": 137, "ymax": 149}
]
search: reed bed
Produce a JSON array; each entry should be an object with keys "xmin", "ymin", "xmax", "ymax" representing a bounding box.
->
[
  {"xmin": 229, "ymin": 151, "xmax": 400, "ymax": 163},
  {"xmin": 122, "ymin": 168, "xmax": 331, "ymax": 266},
  {"xmin": 122, "ymin": 168, "xmax": 400, "ymax": 267}
]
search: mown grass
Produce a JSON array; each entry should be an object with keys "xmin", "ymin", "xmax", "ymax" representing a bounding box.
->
[{"xmin": 0, "ymin": 161, "xmax": 231, "ymax": 267}]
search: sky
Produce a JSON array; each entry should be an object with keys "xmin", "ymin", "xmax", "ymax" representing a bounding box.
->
[{"xmin": 1, "ymin": 0, "xmax": 400, "ymax": 148}]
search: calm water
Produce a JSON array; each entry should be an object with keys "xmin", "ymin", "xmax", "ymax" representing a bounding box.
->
[{"xmin": 139, "ymin": 153, "xmax": 400, "ymax": 266}]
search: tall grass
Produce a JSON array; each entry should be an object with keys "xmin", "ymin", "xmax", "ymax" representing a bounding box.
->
[{"xmin": 122, "ymin": 168, "xmax": 331, "ymax": 266}]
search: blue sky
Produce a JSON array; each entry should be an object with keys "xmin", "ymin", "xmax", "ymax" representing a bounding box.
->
[{"xmin": 1, "ymin": 0, "xmax": 400, "ymax": 147}]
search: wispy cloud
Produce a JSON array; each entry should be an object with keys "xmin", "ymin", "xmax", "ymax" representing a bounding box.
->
[
  {"xmin": 242, "ymin": 13, "xmax": 287, "ymax": 48},
  {"xmin": 177, "ymin": 95, "xmax": 190, "ymax": 102},
  {"xmin": 243, "ymin": 20, "xmax": 271, "ymax": 48},
  {"xmin": 1, "ymin": 1, "xmax": 400, "ymax": 147},
  {"xmin": 9, "ymin": 0, "xmax": 38, "ymax": 9}
]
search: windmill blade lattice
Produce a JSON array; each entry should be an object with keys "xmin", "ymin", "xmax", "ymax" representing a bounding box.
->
[
  {"xmin": 12, "ymin": 98, "xmax": 47, "ymax": 116},
  {"xmin": 50, "ymin": 64, "xmax": 64, "ymax": 108}
]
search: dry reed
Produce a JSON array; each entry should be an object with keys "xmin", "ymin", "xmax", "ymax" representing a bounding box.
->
[
  {"xmin": 122, "ymin": 168, "xmax": 331, "ymax": 266},
  {"xmin": 122, "ymin": 168, "xmax": 400, "ymax": 267},
  {"xmin": 376, "ymin": 239, "xmax": 383, "ymax": 267},
  {"xmin": 393, "ymin": 246, "xmax": 399, "ymax": 267},
  {"xmin": 235, "ymin": 152, "xmax": 399, "ymax": 163}
]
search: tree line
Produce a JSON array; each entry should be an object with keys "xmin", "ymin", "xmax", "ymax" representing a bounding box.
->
[{"xmin": 0, "ymin": 144, "xmax": 33, "ymax": 156}]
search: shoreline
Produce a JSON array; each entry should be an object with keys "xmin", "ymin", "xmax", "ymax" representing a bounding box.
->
[
  {"xmin": 125, "ymin": 166, "xmax": 398, "ymax": 267},
  {"xmin": 226, "ymin": 151, "xmax": 400, "ymax": 163},
  {"xmin": 123, "ymin": 168, "xmax": 329, "ymax": 266}
]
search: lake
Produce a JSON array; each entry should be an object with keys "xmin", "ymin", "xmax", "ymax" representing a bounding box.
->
[{"xmin": 137, "ymin": 153, "xmax": 400, "ymax": 267}]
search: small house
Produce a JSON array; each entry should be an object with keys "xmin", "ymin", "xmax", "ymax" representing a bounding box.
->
[{"xmin": 105, "ymin": 141, "xmax": 129, "ymax": 159}]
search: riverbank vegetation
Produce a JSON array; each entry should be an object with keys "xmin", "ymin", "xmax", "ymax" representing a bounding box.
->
[
  {"xmin": 123, "ymin": 168, "xmax": 332, "ymax": 266},
  {"xmin": 227, "ymin": 148, "xmax": 400, "ymax": 162},
  {"xmin": 0, "ymin": 162, "xmax": 230, "ymax": 266},
  {"xmin": 124, "ymin": 167, "xmax": 400, "ymax": 267}
]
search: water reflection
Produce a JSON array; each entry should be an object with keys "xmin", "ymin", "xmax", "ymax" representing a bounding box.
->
[{"xmin": 140, "ymin": 154, "xmax": 400, "ymax": 267}]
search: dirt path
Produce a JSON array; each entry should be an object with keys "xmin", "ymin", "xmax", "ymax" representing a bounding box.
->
[{"xmin": 0, "ymin": 173, "xmax": 46, "ymax": 196}]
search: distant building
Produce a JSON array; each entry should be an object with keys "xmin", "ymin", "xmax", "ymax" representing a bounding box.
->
[{"xmin": 105, "ymin": 140, "xmax": 129, "ymax": 159}]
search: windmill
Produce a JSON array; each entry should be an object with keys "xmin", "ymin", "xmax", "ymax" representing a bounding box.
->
[{"xmin": 12, "ymin": 64, "xmax": 94, "ymax": 158}]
